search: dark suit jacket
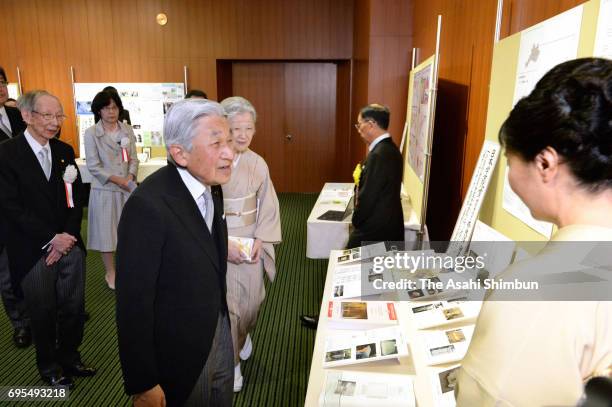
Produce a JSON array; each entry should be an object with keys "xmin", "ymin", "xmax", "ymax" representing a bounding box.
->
[
  {"xmin": 116, "ymin": 164, "xmax": 229, "ymax": 407},
  {"xmin": 350, "ymin": 137, "xmax": 404, "ymax": 247},
  {"xmin": 0, "ymin": 106, "xmax": 27, "ymax": 142},
  {"xmin": 0, "ymin": 133, "xmax": 85, "ymax": 289}
]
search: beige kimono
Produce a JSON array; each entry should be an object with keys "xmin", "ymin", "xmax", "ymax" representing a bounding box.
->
[
  {"xmin": 456, "ymin": 225, "xmax": 612, "ymax": 407},
  {"xmin": 222, "ymin": 149, "xmax": 282, "ymax": 364}
]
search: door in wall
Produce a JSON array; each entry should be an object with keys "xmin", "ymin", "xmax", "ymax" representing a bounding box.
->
[{"xmin": 231, "ymin": 62, "xmax": 337, "ymax": 192}]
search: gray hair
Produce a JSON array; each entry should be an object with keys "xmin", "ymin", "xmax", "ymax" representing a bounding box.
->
[
  {"xmin": 221, "ymin": 96, "xmax": 257, "ymax": 122},
  {"xmin": 17, "ymin": 90, "xmax": 60, "ymax": 112},
  {"xmin": 164, "ymin": 99, "xmax": 226, "ymax": 158}
]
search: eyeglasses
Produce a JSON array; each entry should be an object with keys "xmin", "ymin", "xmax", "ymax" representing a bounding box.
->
[
  {"xmin": 354, "ymin": 120, "xmax": 373, "ymax": 130},
  {"xmin": 101, "ymin": 105, "xmax": 119, "ymax": 112},
  {"xmin": 32, "ymin": 110, "xmax": 68, "ymax": 122},
  {"xmin": 0, "ymin": 81, "xmax": 8, "ymax": 87}
]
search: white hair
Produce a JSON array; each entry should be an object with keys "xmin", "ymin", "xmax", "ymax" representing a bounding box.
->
[
  {"xmin": 164, "ymin": 99, "xmax": 226, "ymax": 156},
  {"xmin": 221, "ymin": 96, "xmax": 257, "ymax": 122},
  {"xmin": 17, "ymin": 90, "xmax": 60, "ymax": 112}
]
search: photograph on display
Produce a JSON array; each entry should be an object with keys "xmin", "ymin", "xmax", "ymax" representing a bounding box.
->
[
  {"xmin": 446, "ymin": 329, "xmax": 466, "ymax": 343},
  {"xmin": 333, "ymin": 380, "xmax": 356, "ymax": 396},
  {"xmin": 443, "ymin": 307, "xmax": 464, "ymax": 321},
  {"xmin": 325, "ymin": 349, "xmax": 352, "ymax": 363},
  {"xmin": 408, "ymin": 289, "xmax": 425, "ymax": 299},
  {"xmin": 341, "ymin": 302, "xmax": 368, "ymax": 319},
  {"xmin": 380, "ymin": 339, "xmax": 398, "ymax": 356},
  {"xmin": 74, "ymin": 82, "xmax": 185, "ymax": 157},
  {"xmin": 367, "ymin": 268, "xmax": 383, "ymax": 283},
  {"xmin": 430, "ymin": 344, "xmax": 455, "ymax": 357},
  {"xmin": 407, "ymin": 60, "xmax": 434, "ymax": 182},
  {"xmin": 355, "ymin": 343, "xmax": 377, "ymax": 360},
  {"xmin": 333, "ymin": 285, "xmax": 344, "ymax": 298},
  {"xmin": 142, "ymin": 147, "xmax": 152, "ymax": 161},
  {"xmin": 438, "ymin": 367, "xmax": 460, "ymax": 393},
  {"xmin": 412, "ymin": 303, "xmax": 439, "ymax": 314}
]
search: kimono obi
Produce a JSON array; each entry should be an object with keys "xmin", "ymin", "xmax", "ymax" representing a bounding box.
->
[{"xmin": 223, "ymin": 192, "xmax": 257, "ymax": 228}]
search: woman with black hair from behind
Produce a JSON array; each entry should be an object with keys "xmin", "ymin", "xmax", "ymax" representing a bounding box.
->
[{"xmin": 456, "ymin": 58, "xmax": 612, "ymax": 406}]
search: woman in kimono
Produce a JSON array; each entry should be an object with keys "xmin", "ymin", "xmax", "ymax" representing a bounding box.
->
[
  {"xmin": 85, "ymin": 90, "xmax": 138, "ymax": 290},
  {"xmin": 220, "ymin": 96, "xmax": 282, "ymax": 392},
  {"xmin": 456, "ymin": 58, "xmax": 612, "ymax": 406}
]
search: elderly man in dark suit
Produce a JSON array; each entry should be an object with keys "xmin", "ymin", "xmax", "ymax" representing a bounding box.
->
[
  {"xmin": 116, "ymin": 98, "xmax": 235, "ymax": 407},
  {"xmin": 0, "ymin": 90, "xmax": 95, "ymax": 388},
  {"xmin": 0, "ymin": 66, "xmax": 30, "ymax": 348},
  {"xmin": 348, "ymin": 104, "xmax": 404, "ymax": 248}
]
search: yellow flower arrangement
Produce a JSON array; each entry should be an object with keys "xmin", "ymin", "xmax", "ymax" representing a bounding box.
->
[{"xmin": 353, "ymin": 163, "xmax": 362, "ymax": 187}]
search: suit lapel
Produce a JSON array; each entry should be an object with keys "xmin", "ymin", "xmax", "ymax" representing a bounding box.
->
[
  {"xmin": 163, "ymin": 167, "xmax": 221, "ymax": 273},
  {"xmin": 16, "ymin": 136, "xmax": 55, "ymax": 202}
]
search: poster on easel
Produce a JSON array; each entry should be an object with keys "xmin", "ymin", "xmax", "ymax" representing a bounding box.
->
[
  {"xmin": 402, "ymin": 51, "xmax": 440, "ymax": 228},
  {"xmin": 73, "ymin": 83, "xmax": 185, "ymax": 158},
  {"xmin": 501, "ymin": 5, "xmax": 582, "ymax": 238},
  {"xmin": 479, "ymin": 0, "xmax": 600, "ymax": 242},
  {"xmin": 407, "ymin": 57, "xmax": 434, "ymax": 183}
]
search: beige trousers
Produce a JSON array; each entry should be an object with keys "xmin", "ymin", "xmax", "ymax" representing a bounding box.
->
[{"xmin": 226, "ymin": 259, "xmax": 266, "ymax": 365}]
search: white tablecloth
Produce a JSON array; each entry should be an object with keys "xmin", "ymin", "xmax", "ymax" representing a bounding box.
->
[
  {"xmin": 304, "ymin": 250, "xmax": 469, "ymax": 407},
  {"xmin": 306, "ymin": 183, "xmax": 424, "ymax": 259},
  {"xmin": 77, "ymin": 158, "xmax": 167, "ymax": 184}
]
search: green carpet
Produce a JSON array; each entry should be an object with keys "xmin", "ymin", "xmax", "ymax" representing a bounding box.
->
[{"xmin": 0, "ymin": 193, "xmax": 328, "ymax": 406}]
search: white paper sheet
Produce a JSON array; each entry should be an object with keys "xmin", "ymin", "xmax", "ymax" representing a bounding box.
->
[
  {"xmin": 513, "ymin": 6, "xmax": 583, "ymax": 106},
  {"xmin": 594, "ymin": 0, "xmax": 612, "ymax": 59}
]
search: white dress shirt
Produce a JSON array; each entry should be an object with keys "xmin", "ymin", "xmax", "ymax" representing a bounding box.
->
[
  {"xmin": 24, "ymin": 129, "xmax": 52, "ymax": 172},
  {"xmin": 177, "ymin": 166, "xmax": 211, "ymax": 222},
  {"xmin": 0, "ymin": 106, "xmax": 13, "ymax": 134}
]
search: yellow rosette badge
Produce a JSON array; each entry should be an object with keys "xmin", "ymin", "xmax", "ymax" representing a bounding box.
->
[{"xmin": 353, "ymin": 163, "xmax": 362, "ymax": 187}]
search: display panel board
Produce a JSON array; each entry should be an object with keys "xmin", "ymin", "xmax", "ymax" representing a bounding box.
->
[
  {"xmin": 480, "ymin": 0, "xmax": 602, "ymax": 242},
  {"xmin": 73, "ymin": 83, "xmax": 185, "ymax": 158},
  {"xmin": 402, "ymin": 55, "xmax": 437, "ymax": 221}
]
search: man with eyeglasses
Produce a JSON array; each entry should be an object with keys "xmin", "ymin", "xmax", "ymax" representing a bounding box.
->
[
  {"xmin": 0, "ymin": 90, "xmax": 95, "ymax": 388},
  {"xmin": 300, "ymin": 104, "xmax": 404, "ymax": 329},
  {"xmin": 348, "ymin": 104, "xmax": 404, "ymax": 249},
  {"xmin": 0, "ymin": 66, "xmax": 30, "ymax": 349}
]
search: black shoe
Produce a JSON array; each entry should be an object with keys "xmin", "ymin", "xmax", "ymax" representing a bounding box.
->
[
  {"xmin": 13, "ymin": 327, "xmax": 31, "ymax": 348},
  {"xmin": 299, "ymin": 314, "xmax": 318, "ymax": 329},
  {"xmin": 62, "ymin": 362, "xmax": 96, "ymax": 378},
  {"xmin": 41, "ymin": 374, "xmax": 74, "ymax": 389}
]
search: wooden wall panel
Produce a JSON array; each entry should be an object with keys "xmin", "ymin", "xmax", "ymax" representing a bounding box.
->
[
  {"xmin": 2, "ymin": 0, "xmax": 353, "ymax": 155},
  {"xmin": 351, "ymin": 0, "xmax": 413, "ymax": 169},
  {"xmin": 503, "ymin": 0, "xmax": 587, "ymax": 36}
]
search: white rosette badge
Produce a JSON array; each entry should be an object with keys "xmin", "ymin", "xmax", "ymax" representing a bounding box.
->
[
  {"xmin": 63, "ymin": 165, "xmax": 78, "ymax": 208},
  {"xmin": 120, "ymin": 137, "xmax": 130, "ymax": 162}
]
